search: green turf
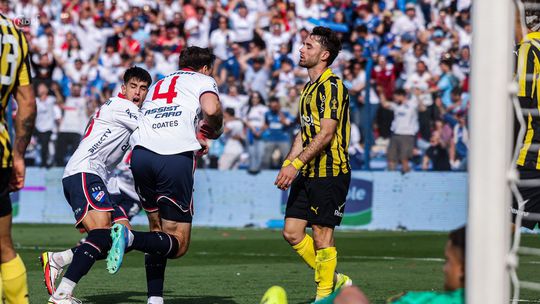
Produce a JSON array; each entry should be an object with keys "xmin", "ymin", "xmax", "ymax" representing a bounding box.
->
[{"xmin": 10, "ymin": 224, "xmax": 540, "ymax": 303}]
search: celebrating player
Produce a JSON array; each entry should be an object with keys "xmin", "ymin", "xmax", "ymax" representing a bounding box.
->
[
  {"xmin": 43, "ymin": 67, "xmax": 151, "ymax": 304},
  {"xmin": 106, "ymin": 46, "xmax": 223, "ymax": 304},
  {"xmin": 0, "ymin": 13, "xmax": 36, "ymax": 304},
  {"xmin": 274, "ymin": 26, "xmax": 352, "ymax": 300}
]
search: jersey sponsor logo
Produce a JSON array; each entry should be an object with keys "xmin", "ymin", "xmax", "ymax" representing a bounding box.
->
[
  {"xmin": 301, "ymin": 115, "xmax": 315, "ymax": 127},
  {"xmin": 125, "ymin": 108, "xmax": 138, "ymax": 120},
  {"xmin": 121, "ymin": 143, "xmax": 131, "ymax": 152},
  {"xmin": 152, "ymin": 120, "xmax": 179, "ymax": 129},
  {"xmin": 92, "ymin": 190, "xmax": 105, "ymax": 202},
  {"xmin": 88, "ymin": 129, "xmax": 112, "ymax": 154},
  {"xmin": 144, "ymin": 105, "xmax": 180, "ymax": 116}
]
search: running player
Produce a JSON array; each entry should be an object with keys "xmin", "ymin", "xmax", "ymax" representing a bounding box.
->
[
  {"xmin": 43, "ymin": 67, "xmax": 151, "ymax": 304},
  {"xmin": 0, "ymin": 13, "xmax": 36, "ymax": 304},
  {"xmin": 274, "ymin": 26, "xmax": 352, "ymax": 300},
  {"xmin": 106, "ymin": 46, "xmax": 223, "ymax": 304}
]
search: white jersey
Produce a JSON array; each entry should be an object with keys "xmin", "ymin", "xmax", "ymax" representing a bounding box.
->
[
  {"xmin": 133, "ymin": 69, "xmax": 219, "ymax": 155},
  {"xmin": 107, "ymin": 148, "xmax": 138, "ymax": 201},
  {"xmin": 63, "ymin": 95, "xmax": 139, "ymax": 182}
]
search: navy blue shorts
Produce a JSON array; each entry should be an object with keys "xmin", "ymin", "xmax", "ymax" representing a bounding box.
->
[
  {"xmin": 111, "ymin": 191, "xmax": 141, "ymax": 221},
  {"xmin": 131, "ymin": 146, "xmax": 195, "ymax": 223},
  {"xmin": 62, "ymin": 172, "xmax": 127, "ymax": 228}
]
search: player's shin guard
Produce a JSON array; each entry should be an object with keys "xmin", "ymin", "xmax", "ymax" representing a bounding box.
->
[
  {"xmin": 292, "ymin": 234, "xmax": 316, "ymax": 269},
  {"xmin": 1, "ymin": 254, "xmax": 29, "ymax": 303},
  {"xmin": 131, "ymin": 231, "xmax": 179, "ymax": 258},
  {"xmin": 315, "ymin": 247, "xmax": 337, "ymax": 299},
  {"xmin": 64, "ymin": 229, "xmax": 112, "ymax": 284},
  {"xmin": 145, "ymin": 254, "xmax": 167, "ymax": 298}
]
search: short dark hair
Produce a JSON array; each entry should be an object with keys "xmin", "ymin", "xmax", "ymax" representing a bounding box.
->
[
  {"xmin": 225, "ymin": 107, "xmax": 235, "ymax": 116},
  {"xmin": 123, "ymin": 66, "xmax": 152, "ymax": 86},
  {"xmin": 178, "ymin": 46, "xmax": 216, "ymax": 71},
  {"xmin": 449, "ymin": 226, "xmax": 466, "ymax": 260},
  {"xmin": 310, "ymin": 26, "xmax": 342, "ymax": 66},
  {"xmin": 394, "ymin": 88, "xmax": 407, "ymax": 96},
  {"xmin": 269, "ymin": 96, "xmax": 279, "ymax": 103}
]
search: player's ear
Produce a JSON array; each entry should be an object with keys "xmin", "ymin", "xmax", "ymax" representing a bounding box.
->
[
  {"xmin": 320, "ymin": 49, "xmax": 330, "ymax": 63},
  {"xmin": 121, "ymin": 84, "xmax": 127, "ymax": 95}
]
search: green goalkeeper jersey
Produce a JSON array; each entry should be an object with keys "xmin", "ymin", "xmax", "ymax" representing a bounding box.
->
[{"xmin": 389, "ymin": 288, "xmax": 464, "ymax": 304}]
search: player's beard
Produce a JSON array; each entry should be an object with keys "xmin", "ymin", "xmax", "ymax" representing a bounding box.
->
[{"xmin": 299, "ymin": 57, "xmax": 317, "ymax": 68}]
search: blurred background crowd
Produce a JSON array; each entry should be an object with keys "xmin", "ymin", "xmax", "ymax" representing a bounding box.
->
[{"xmin": 1, "ymin": 0, "xmax": 471, "ymax": 172}]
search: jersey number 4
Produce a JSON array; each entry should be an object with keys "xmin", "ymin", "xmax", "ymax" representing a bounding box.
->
[{"xmin": 152, "ymin": 76, "xmax": 179, "ymax": 104}]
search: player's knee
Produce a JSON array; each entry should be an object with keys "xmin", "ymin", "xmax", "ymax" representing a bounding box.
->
[
  {"xmin": 282, "ymin": 229, "xmax": 303, "ymax": 245},
  {"xmin": 85, "ymin": 229, "xmax": 113, "ymax": 254},
  {"xmin": 171, "ymin": 237, "xmax": 189, "ymax": 259}
]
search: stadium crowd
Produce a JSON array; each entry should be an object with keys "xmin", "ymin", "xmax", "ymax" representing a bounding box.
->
[{"xmin": 1, "ymin": 0, "xmax": 471, "ymax": 172}]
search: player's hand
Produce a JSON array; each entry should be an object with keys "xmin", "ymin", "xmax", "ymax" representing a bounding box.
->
[
  {"xmin": 199, "ymin": 120, "xmax": 221, "ymax": 139},
  {"xmin": 9, "ymin": 156, "xmax": 25, "ymax": 192},
  {"xmin": 196, "ymin": 133, "xmax": 209, "ymax": 157},
  {"xmin": 274, "ymin": 165, "xmax": 297, "ymax": 191}
]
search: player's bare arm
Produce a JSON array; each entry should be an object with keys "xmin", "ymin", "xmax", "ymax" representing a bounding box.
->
[
  {"xmin": 200, "ymin": 92, "xmax": 224, "ymax": 139},
  {"xmin": 275, "ymin": 118, "xmax": 338, "ymax": 190},
  {"xmin": 284, "ymin": 132, "xmax": 304, "ymax": 162},
  {"xmin": 10, "ymin": 84, "xmax": 36, "ymax": 192}
]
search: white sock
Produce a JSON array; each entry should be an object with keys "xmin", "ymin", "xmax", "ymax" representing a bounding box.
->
[
  {"xmin": 128, "ymin": 230, "xmax": 134, "ymax": 247},
  {"xmin": 148, "ymin": 296, "xmax": 164, "ymax": 304},
  {"xmin": 53, "ymin": 278, "xmax": 76, "ymax": 299},
  {"xmin": 53, "ymin": 249, "xmax": 74, "ymax": 267}
]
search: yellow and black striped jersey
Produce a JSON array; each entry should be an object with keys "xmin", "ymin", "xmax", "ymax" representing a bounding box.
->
[
  {"xmin": 299, "ymin": 68, "xmax": 350, "ymax": 178},
  {"xmin": 0, "ymin": 14, "xmax": 31, "ymax": 168}
]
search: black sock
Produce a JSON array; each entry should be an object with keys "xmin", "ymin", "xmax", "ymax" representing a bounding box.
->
[
  {"xmin": 145, "ymin": 254, "xmax": 167, "ymax": 297},
  {"xmin": 64, "ymin": 229, "xmax": 111, "ymax": 283},
  {"xmin": 131, "ymin": 231, "xmax": 179, "ymax": 258}
]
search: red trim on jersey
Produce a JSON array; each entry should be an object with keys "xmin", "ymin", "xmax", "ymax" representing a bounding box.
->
[
  {"xmin": 117, "ymin": 93, "xmax": 126, "ymax": 99},
  {"xmin": 181, "ymin": 68, "xmax": 194, "ymax": 71},
  {"xmin": 82, "ymin": 109, "xmax": 100, "ymax": 140}
]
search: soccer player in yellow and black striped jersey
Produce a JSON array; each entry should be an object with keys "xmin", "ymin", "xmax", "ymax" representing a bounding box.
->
[
  {"xmin": 274, "ymin": 26, "xmax": 351, "ymax": 301},
  {"xmin": 0, "ymin": 14, "xmax": 36, "ymax": 303}
]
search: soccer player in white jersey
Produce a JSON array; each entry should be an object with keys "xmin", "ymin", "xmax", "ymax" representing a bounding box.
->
[
  {"xmin": 106, "ymin": 47, "xmax": 223, "ymax": 304},
  {"xmin": 42, "ymin": 67, "xmax": 152, "ymax": 304}
]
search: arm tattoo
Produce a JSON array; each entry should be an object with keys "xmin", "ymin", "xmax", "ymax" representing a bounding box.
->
[{"xmin": 14, "ymin": 112, "xmax": 36, "ymax": 157}]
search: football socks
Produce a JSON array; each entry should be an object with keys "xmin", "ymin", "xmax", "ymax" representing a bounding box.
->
[
  {"xmin": 145, "ymin": 253, "xmax": 167, "ymax": 298},
  {"xmin": 131, "ymin": 231, "xmax": 179, "ymax": 258},
  {"xmin": 315, "ymin": 247, "xmax": 337, "ymax": 299},
  {"xmin": 292, "ymin": 234, "xmax": 316, "ymax": 269},
  {"xmin": 1, "ymin": 254, "xmax": 29, "ymax": 303}
]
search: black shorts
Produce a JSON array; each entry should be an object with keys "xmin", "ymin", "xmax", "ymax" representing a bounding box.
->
[
  {"xmin": 285, "ymin": 172, "xmax": 351, "ymax": 228},
  {"xmin": 111, "ymin": 191, "xmax": 141, "ymax": 221},
  {"xmin": 0, "ymin": 168, "xmax": 12, "ymax": 217},
  {"xmin": 513, "ymin": 170, "xmax": 540, "ymax": 229},
  {"xmin": 62, "ymin": 172, "xmax": 127, "ymax": 228},
  {"xmin": 131, "ymin": 146, "xmax": 195, "ymax": 223}
]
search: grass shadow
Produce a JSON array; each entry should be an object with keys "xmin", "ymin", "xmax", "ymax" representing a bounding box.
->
[{"xmin": 82, "ymin": 291, "xmax": 238, "ymax": 304}]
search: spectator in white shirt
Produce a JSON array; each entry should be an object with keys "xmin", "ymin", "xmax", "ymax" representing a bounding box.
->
[
  {"xmin": 218, "ymin": 108, "xmax": 246, "ymax": 170},
  {"xmin": 221, "ymin": 85, "xmax": 249, "ymax": 116},
  {"xmin": 241, "ymin": 91, "xmax": 268, "ymax": 174},
  {"xmin": 54, "ymin": 83, "xmax": 89, "ymax": 166},
  {"xmin": 391, "ymin": 3, "xmax": 425, "ymax": 37},
  {"xmin": 35, "ymin": 84, "xmax": 58, "ymax": 168},
  {"xmin": 380, "ymin": 88, "xmax": 426, "ymax": 173},
  {"xmin": 256, "ymin": 22, "xmax": 292, "ymax": 58},
  {"xmin": 210, "ymin": 16, "xmax": 236, "ymax": 61},
  {"xmin": 241, "ymin": 55, "xmax": 271, "ymax": 100},
  {"xmin": 185, "ymin": 6, "xmax": 211, "ymax": 48},
  {"xmin": 228, "ymin": 2, "xmax": 257, "ymax": 49}
]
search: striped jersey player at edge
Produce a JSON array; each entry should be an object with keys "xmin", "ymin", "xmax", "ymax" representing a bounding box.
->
[
  {"xmin": 513, "ymin": 0, "xmax": 540, "ymax": 231},
  {"xmin": 0, "ymin": 13, "xmax": 36, "ymax": 304},
  {"xmin": 41, "ymin": 67, "xmax": 152, "ymax": 304},
  {"xmin": 274, "ymin": 26, "xmax": 352, "ymax": 301},
  {"xmin": 106, "ymin": 47, "xmax": 223, "ymax": 304}
]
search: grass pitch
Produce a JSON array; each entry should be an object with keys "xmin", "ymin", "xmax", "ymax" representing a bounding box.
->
[{"xmin": 12, "ymin": 224, "xmax": 540, "ymax": 303}]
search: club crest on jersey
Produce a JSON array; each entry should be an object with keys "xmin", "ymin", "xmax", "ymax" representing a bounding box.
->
[
  {"xmin": 331, "ymin": 99, "xmax": 338, "ymax": 110},
  {"xmin": 304, "ymin": 95, "xmax": 312, "ymax": 105},
  {"xmin": 92, "ymin": 191, "xmax": 105, "ymax": 202}
]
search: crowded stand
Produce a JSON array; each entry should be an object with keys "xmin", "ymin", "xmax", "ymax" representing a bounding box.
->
[{"xmin": 1, "ymin": 0, "xmax": 471, "ymax": 172}]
